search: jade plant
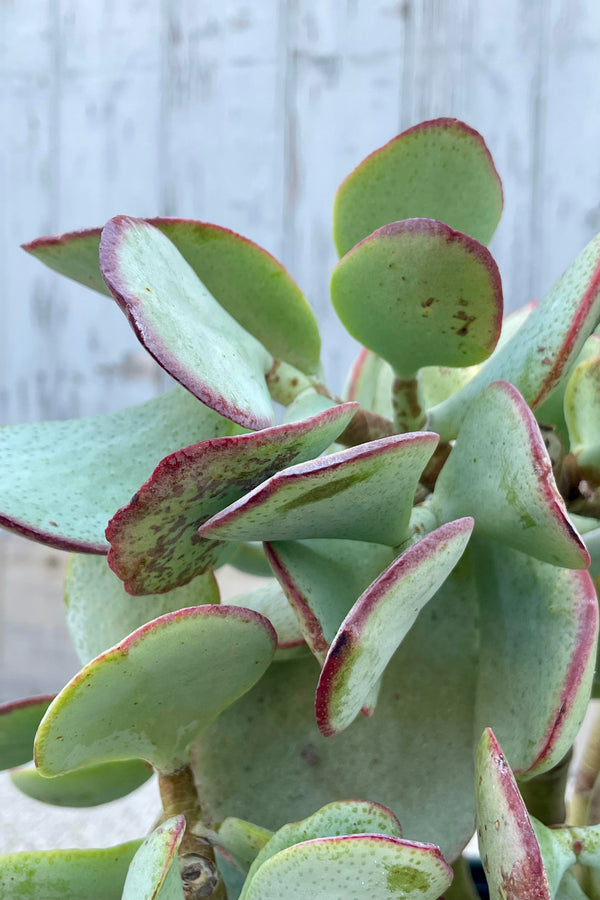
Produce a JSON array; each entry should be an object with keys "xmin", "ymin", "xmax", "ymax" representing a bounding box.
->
[{"xmin": 3, "ymin": 117, "xmax": 600, "ymax": 899}]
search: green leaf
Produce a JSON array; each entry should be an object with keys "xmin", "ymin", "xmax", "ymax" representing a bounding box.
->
[
  {"xmin": 100, "ymin": 216, "xmax": 274, "ymax": 430},
  {"xmin": 0, "ymin": 695, "xmax": 53, "ymax": 770},
  {"xmin": 316, "ymin": 519, "xmax": 473, "ymax": 736},
  {"xmin": 331, "ymin": 219, "xmax": 502, "ymax": 377},
  {"xmin": 228, "ymin": 543, "xmax": 273, "ymax": 577},
  {"xmin": 265, "ymin": 539, "xmax": 395, "ymax": 662},
  {"xmin": 215, "ymin": 818, "xmax": 273, "ymax": 872},
  {"xmin": 107, "ymin": 403, "xmax": 357, "ymax": 594},
  {"xmin": 429, "ymin": 381, "xmax": 589, "ymax": 568},
  {"xmin": 65, "ymin": 554, "xmax": 219, "ymax": 663},
  {"xmin": 24, "ymin": 218, "xmax": 320, "ymax": 374},
  {"xmin": 198, "ymin": 432, "xmax": 438, "ymax": 547},
  {"xmin": 35, "ymin": 606, "xmax": 276, "ymax": 775},
  {"xmin": 565, "ymin": 355, "xmax": 600, "ymax": 481},
  {"xmin": 343, "ymin": 348, "xmax": 395, "ymax": 419},
  {"xmin": 0, "ymin": 387, "xmax": 234, "ymax": 552},
  {"xmin": 428, "ymin": 232, "xmax": 600, "ymax": 440},
  {"xmin": 229, "ymin": 581, "xmax": 308, "ymax": 661},
  {"xmin": 535, "ymin": 334, "xmax": 600, "ymax": 446},
  {"xmin": 10, "ymin": 758, "xmax": 152, "ymax": 807},
  {"xmin": 333, "ymin": 117, "xmax": 502, "ymax": 256},
  {"xmin": 122, "ymin": 816, "xmax": 185, "ymax": 900},
  {"xmin": 0, "ymin": 840, "xmax": 141, "ymax": 900}
]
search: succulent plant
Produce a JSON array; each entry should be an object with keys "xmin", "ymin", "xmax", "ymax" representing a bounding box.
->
[{"xmin": 2, "ymin": 116, "xmax": 600, "ymax": 898}]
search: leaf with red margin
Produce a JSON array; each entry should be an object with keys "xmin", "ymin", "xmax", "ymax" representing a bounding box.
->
[
  {"xmin": 535, "ymin": 334, "xmax": 600, "ymax": 446},
  {"xmin": 316, "ymin": 519, "xmax": 474, "ymax": 737},
  {"xmin": 197, "ymin": 432, "xmax": 438, "ymax": 547},
  {"xmin": 24, "ymin": 218, "xmax": 320, "ymax": 374},
  {"xmin": 333, "ymin": 117, "xmax": 503, "ymax": 256},
  {"xmin": 475, "ymin": 728, "xmax": 551, "ymax": 900},
  {"xmin": 228, "ymin": 581, "xmax": 308, "ymax": 662},
  {"xmin": 330, "ymin": 219, "xmax": 503, "ymax": 377},
  {"xmin": 121, "ymin": 816, "xmax": 185, "ymax": 900},
  {"xmin": 0, "ymin": 695, "xmax": 54, "ymax": 770},
  {"xmin": 100, "ymin": 216, "xmax": 274, "ymax": 431},
  {"xmin": 428, "ymin": 232, "xmax": 600, "ymax": 440},
  {"xmin": 107, "ymin": 404, "xmax": 358, "ymax": 595},
  {"xmin": 429, "ymin": 381, "xmax": 589, "ymax": 569},
  {"xmin": 0, "ymin": 387, "xmax": 234, "ymax": 553},
  {"xmin": 34, "ymin": 606, "xmax": 276, "ymax": 776},
  {"xmin": 565, "ymin": 355, "xmax": 600, "ymax": 482}
]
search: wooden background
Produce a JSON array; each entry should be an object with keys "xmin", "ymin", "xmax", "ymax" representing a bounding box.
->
[{"xmin": 2, "ymin": 0, "xmax": 600, "ymax": 695}]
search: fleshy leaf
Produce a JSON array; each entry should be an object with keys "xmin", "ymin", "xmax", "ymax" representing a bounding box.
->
[
  {"xmin": 241, "ymin": 800, "xmax": 403, "ymax": 898},
  {"xmin": 10, "ymin": 758, "xmax": 152, "ymax": 807},
  {"xmin": 331, "ymin": 219, "xmax": 502, "ymax": 377},
  {"xmin": 107, "ymin": 403, "xmax": 358, "ymax": 594},
  {"xmin": 100, "ymin": 216, "xmax": 274, "ymax": 430},
  {"xmin": 198, "ymin": 432, "xmax": 438, "ymax": 546},
  {"xmin": 344, "ymin": 348, "xmax": 395, "ymax": 418},
  {"xmin": 333, "ymin": 117, "xmax": 502, "ymax": 256},
  {"xmin": 0, "ymin": 695, "xmax": 53, "ymax": 770},
  {"xmin": 122, "ymin": 816, "xmax": 185, "ymax": 900},
  {"xmin": 429, "ymin": 232, "xmax": 600, "ymax": 440},
  {"xmin": 242, "ymin": 834, "xmax": 452, "ymax": 900},
  {"xmin": 64, "ymin": 554, "xmax": 219, "ymax": 663},
  {"xmin": 229, "ymin": 581, "xmax": 308, "ymax": 661},
  {"xmin": 0, "ymin": 840, "xmax": 141, "ymax": 900},
  {"xmin": 475, "ymin": 728, "xmax": 551, "ymax": 900},
  {"xmin": 565, "ymin": 355, "xmax": 600, "ymax": 481},
  {"xmin": 24, "ymin": 218, "xmax": 320, "ymax": 374},
  {"xmin": 265, "ymin": 539, "xmax": 395, "ymax": 662},
  {"xmin": 35, "ymin": 606, "xmax": 276, "ymax": 775},
  {"xmin": 215, "ymin": 818, "xmax": 273, "ymax": 872},
  {"xmin": 316, "ymin": 519, "xmax": 474, "ymax": 736},
  {"xmin": 535, "ymin": 334, "xmax": 600, "ymax": 445},
  {"xmin": 0, "ymin": 387, "xmax": 234, "ymax": 552},
  {"xmin": 429, "ymin": 381, "xmax": 589, "ymax": 568},
  {"xmin": 228, "ymin": 543, "xmax": 273, "ymax": 577}
]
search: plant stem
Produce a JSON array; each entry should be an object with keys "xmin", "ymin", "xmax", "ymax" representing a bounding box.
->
[
  {"xmin": 570, "ymin": 710, "xmax": 600, "ymax": 826},
  {"xmin": 392, "ymin": 375, "xmax": 426, "ymax": 432},
  {"xmin": 159, "ymin": 766, "xmax": 227, "ymax": 900},
  {"xmin": 518, "ymin": 749, "xmax": 571, "ymax": 826}
]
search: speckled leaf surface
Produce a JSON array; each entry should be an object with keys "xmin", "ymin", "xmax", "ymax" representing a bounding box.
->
[
  {"xmin": 565, "ymin": 355, "xmax": 600, "ymax": 480},
  {"xmin": 316, "ymin": 519, "xmax": 473, "ymax": 736},
  {"xmin": 35, "ymin": 606, "xmax": 276, "ymax": 775},
  {"xmin": 243, "ymin": 834, "xmax": 452, "ymax": 900},
  {"xmin": 64, "ymin": 554, "xmax": 219, "ymax": 663},
  {"xmin": 331, "ymin": 219, "xmax": 502, "ymax": 377},
  {"xmin": 265, "ymin": 539, "xmax": 395, "ymax": 662},
  {"xmin": 241, "ymin": 800, "xmax": 403, "ymax": 898},
  {"xmin": 198, "ymin": 432, "xmax": 438, "ymax": 547},
  {"xmin": 229, "ymin": 581, "xmax": 307, "ymax": 661},
  {"xmin": 0, "ymin": 387, "xmax": 234, "ymax": 552},
  {"xmin": 535, "ymin": 334, "xmax": 600, "ymax": 445},
  {"xmin": 107, "ymin": 404, "xmax": 357, "ymax": 594},
  {"xmin": 333, "ymin": 117, "xmax": 502, "ymax": 256},
  {"xmin": 0, "ymin": 695, "xmax": 53, "ymax": 770},
  {"xmin": 475, "ymin": 729, "xmax": 551, "ymax": 900},
  {"xmin": 122, "ymin": 816, "xmax": 185, "ymax": 900},
  {"xmin": 0, "ymin": 840, "xmax": 141, "ymax": 900},
  {"xmin": 430, "ymin": 381, "xmax": 589, "ymax": 568},
  {"xmin": 215, "ymin": 818, "xmax": 273, "ymax": 872},
  {"xmin": 24, "ymin": 218, "xmax": 320, "ymax": 374},
  {"xmin": 100, "ymin": 216, "xmax": 274, "ymax": 430},
  {"xmin": 10, "ymin": 758, "xmax": 152, "ymax": 807},
  {"xmin": 429, "ymin": 232, "xmax": 600, "ymax": 439},
  {"xmin": 472, "ymin": 537, "xmax": 598, "ymax": 777}
]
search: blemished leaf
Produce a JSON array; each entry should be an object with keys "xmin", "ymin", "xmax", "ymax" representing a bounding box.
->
[
  {"xmin": 24, "ymin": 217, "xmax": 321, "ymax": 374},
  {"xmin": 10, "ymin": 758, "xmax": 152, "ymax": 807},
  {"xmin": 107, "ymin": 403, "xmax": 358, "ymax": 595},
  {"xmin": 333, "ymin": 117, "xmax": 503, "ymax": 256},
  {"xmin": 428, "ymin": 231, "xmax": 600, "ymax": 440},
  {"xmin": 565, "ymin": 355, "xmax": 600, "ymax": 482},
  {"xmin": 0, "ymin": 840, "xmax": 141, "ymax": 900},
  {"xmin": 35, "ymin": 606, "xmax": 276, "ymax": 776},
  {"xmin": 0, "ymin": 695, "xmax": 53, "ymax": 770},
  {"xmin": 197, "ymin": 432, "xmax": 438, "ymax": 547},
  {"xmin": 241, "ymin": 800, "xmax": 403, "ymax": 898},
  {"xmin": 242, "ymin": 834, "xmax": 452, "ymax": 900},
  {"xmin": 265, "ymin": 539, "xmax": 395, "ymax": 662},
  {"xmin": 215, "ymin": 818, "xmax": 273, "ymax": 872},
  {"xmin": 330, "ymin": 219, "xmax": 502, "ymax": 377},
  {"xmin": 475, "ymin": 728, "xmax": 551, "ymax": 900},
  {"xmin": 228, "ymin": 581, "xmax": 308, "ymax": 661},
  {"xmin": 65, "ymin": 554, "xmax": 219, "ymax": 664},
  {"xmin": 0, "ymin": 387, "xmax": 235, "ymax": 552},
  {"xmin": 100, "ymin": 216, "xmax": 274, "ymax": 430},
  {"xmin": 122, "ymin": 817, "xmax": 185, "ymax": 900},
  {"xmin": 316, "ymin": 519, "xmax": 474, "ymax": 736},
  {"xmin": 429, "ymin": 381, "xmax": 589, "ymax": 568}
]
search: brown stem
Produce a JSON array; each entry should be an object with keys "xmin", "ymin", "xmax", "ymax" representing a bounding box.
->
[
  {"xmin": 392, "ymin": 375, "xmax": 426, "ymax": 433},
  {"xmin": 336, "ymin": 407, "xmax": 396, "ymax": 445},
  {"xmin": 159, "ymin": 766, "xmax": 227, "ymax": 900},
  {"xmin": 569, "ymin": 710, "xmax": 600, "ymax": 826},
  {"xmin": 518, "ymin": 749, "xmax": 571, "ymax": 826}
]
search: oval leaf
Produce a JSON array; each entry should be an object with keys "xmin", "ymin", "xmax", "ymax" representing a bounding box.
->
[
  {"xmin": 0, "ymin": 695, "xmax": 54, "ymax": 770},
  {"xmin": 10, "ymin": 758, "xmax": 152, "ymax": 807},
  {"xmin": 229, "ymin": 581, "xmax": 307, "ymax": 661},
  {"xmin": 100, "ymin": 216, "xmax": 274, "ymax": 430},
  {"xmin": 331, "ymin": 219, "xmax": 503, "ymax": 377},
  {"xmin": 35, "ymin": 606, "xmax": 276, "ymax": 775},
  {"xmin": 215, "ymin": 818, "xmax": 273, "ymax": 872},
  {"xmin": 333, "ymin": 117, "xmax": 502, "ymax": 256},
  {"xmin": 122, "ymin": 816, "xmax": 185, "ymax": 900}
]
